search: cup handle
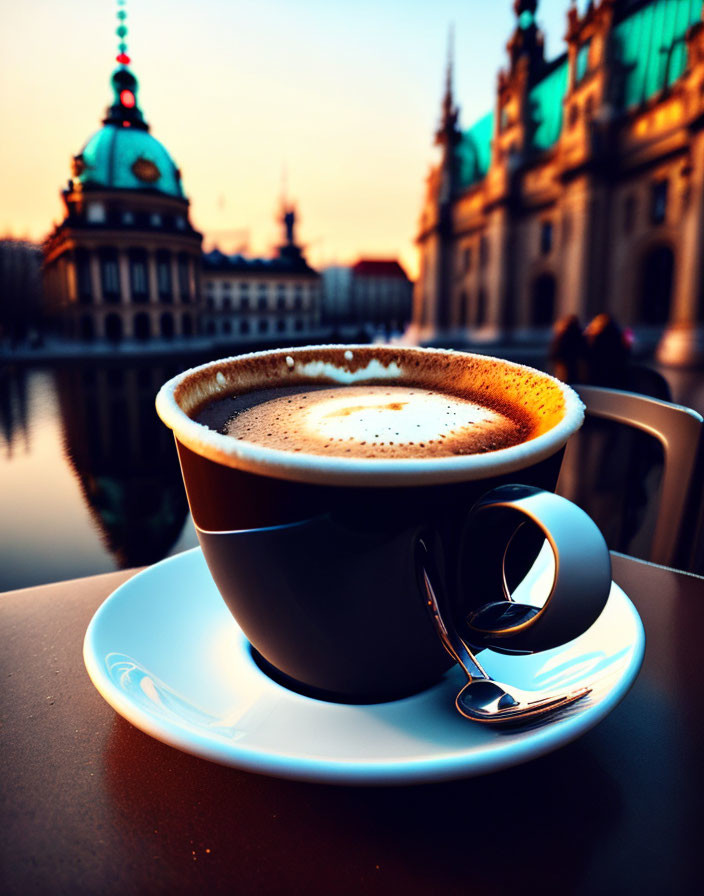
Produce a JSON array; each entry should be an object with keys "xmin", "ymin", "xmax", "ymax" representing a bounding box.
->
[{"xmin": 459, "ymin": 484, "xmax": 612, "ymax": 654}]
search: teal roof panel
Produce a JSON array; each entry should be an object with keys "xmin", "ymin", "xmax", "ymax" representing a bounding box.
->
[
  {"xmin": 459, "ymin": 111, "xmax": 494, "ymax": 188},
  {"xmin": 612, "ymin": 0, "xmax": 702, "ymax": 110},
  {"xmin": 528, "ymin": 58, "xmax": 569, "ymax": 152},
  {"xmin": 78, "ymin": 125, "xmax": 185, "ymax": 199}
]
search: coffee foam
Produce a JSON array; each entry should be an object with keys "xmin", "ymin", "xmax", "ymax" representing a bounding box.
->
[
  {"xmin": 157, "ymin": 345, "xmax": 584, "ymax": 486},
  {"xmin": 223, "ymin": 385, "xmax": 528, "ymax": 458}
]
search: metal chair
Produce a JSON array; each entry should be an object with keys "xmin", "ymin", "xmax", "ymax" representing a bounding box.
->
[{"xmin": 556, "ymin": 385, "xmax": 703, "ymax": 570}]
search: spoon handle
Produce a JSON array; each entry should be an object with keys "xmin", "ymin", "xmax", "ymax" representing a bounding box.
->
[{"xmin": 416, "ymin": 540, "xmax": 488, "ymax": 683}]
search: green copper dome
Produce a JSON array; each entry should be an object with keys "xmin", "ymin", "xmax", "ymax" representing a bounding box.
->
[
  {"xmin": 73, "ymin": 65, "xmax": 185, "ymax": 199},
  {"xmin": 76, "ymin": 124, "xmax": 185, "ymax": 198}
]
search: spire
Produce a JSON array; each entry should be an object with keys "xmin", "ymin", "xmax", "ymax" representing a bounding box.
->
[
  {"xmin": 435, "ymin": 26, "xmax": 462, "ymax": 206},
  {"xmin": 507, "ymin": 0, "xmax": 545, "ymax": 78},
  {"xmin": 103, "ymin": 1, "xmax": 148, "ymax": 130},
  {"xmin": 439, "ymin": 24, "xmax": 458, "ymax": 136}
]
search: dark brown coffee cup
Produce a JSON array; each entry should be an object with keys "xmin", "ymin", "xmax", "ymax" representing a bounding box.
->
[{"xmin": 156, "ymin": 345, "xmax": 610, "ymax": 703}]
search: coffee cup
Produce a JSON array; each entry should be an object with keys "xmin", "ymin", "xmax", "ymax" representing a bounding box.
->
[{"xmin": 156, "ymin": 345, "xmax": 611, "ymax": 703}]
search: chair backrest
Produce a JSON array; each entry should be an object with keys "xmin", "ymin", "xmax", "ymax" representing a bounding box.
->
[{"xmin": 556, "ymin": 385, "xmax": 703, "ymax": 569}]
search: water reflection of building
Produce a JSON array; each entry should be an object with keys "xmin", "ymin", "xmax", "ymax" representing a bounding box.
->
[
  {"xmin": 413, "ymin": 0, "xmax": 704, "ymax": 364},
  {"xmin": 201, "ymin": 205, "xmax": 322, "ymax": 342},
  {"xmin": 42, "ymin": 10, "xmax": 201, "ymax": 344},
  {"xmin": 56, "ymin": 363, "xmax": 191, "ymax": 568},
  {"xmin": 0, "ymin": 365, "xmax": 29, "ymax": 459}
]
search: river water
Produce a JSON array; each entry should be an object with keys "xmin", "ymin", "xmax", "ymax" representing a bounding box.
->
[{"xmin": 0, "ymin": 359, "xmax": 203, "ymax": 591}]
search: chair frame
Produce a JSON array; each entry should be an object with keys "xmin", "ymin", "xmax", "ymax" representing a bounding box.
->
[{"xmin": 563, "ymin": 385, "xmax": 703, "ymax": 569}]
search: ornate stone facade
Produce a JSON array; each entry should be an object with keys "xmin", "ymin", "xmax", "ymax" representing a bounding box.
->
[{"xmin": 413, "ymin": 0, "xmax": 704, "ymax": 364}]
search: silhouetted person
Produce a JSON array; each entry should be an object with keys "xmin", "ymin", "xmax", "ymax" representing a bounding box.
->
[
  {"xmin": 584, "ymin": 313, "xmax": 631, "ymax": 388},
  {"xmin": 549, "ymin": 315, "xmax": 588, "ymax": 384}
]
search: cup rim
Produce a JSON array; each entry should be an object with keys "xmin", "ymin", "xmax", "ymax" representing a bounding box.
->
[{"xmin": 155, "ymin": 344, "xmax": 584, "ymax": 486}]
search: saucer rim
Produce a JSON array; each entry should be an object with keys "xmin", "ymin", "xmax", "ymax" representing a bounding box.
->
[{"xmin": 83, "ymin": 548, "xmax": 645, "ymax": 786}]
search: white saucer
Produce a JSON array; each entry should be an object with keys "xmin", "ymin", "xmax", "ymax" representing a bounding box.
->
[{"xmin": 84, "ymin": 548, "xmax": 644, "ymax": 785}]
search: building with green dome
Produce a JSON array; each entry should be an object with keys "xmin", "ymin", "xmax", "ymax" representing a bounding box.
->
[
  {"xmin": 43, "ymin": 56, "xmax": 202, "ymax": 343},
  {"xmin": 413, "ymin": 0, "xmax": 704, "ymax": 365}
]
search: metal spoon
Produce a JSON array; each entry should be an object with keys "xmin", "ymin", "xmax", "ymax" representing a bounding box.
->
[{"xmin": 417, "ymin": 542, "xmax": 591, "ymax": 725}]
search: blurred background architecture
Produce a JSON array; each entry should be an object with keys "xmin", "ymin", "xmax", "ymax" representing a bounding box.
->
[
  {"xmin": 202, "ymin": 205, "xmax": 323, "ymax": 344},
  {"xmin": 42, "ymin": 58, "xmax": 202, "ymax": 344},
  {"xmin": 322, "ymin": 259, "xmax": 413, "ymax": 340},
  {"xmin": 412, "ymin": 0, "xmax": 704, "ymax": 365}
]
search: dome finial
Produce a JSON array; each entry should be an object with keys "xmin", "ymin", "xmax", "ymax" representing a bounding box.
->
[
  {"xmin": 115, "ymin": 0, "xmax": 130, "ymax": 66},
  {"xmin": 103, "ymin": 0, "xmax": 148, "ymax": 130}
]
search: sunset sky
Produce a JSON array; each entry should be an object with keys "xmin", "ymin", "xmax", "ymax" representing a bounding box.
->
[{"xmin": 1, "ymin": 0, "xmax": 575, "ymax": 277}]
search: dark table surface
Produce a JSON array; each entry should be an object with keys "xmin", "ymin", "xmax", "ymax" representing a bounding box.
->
[{"xmin": 1, "ymin": 553, "xmax": 703, "ymax": 896}]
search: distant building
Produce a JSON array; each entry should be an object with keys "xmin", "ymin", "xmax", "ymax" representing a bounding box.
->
[
  {"xmin": 0, "ymin": 239, "xmax": 43, "ymax": 344},
  {"xmin": 413, "ymin": 0, "xmax": 704, "ymax": 364},
  {"xmin": 320, "ymin": 266, "xmax": 353, "ymax": 326},
  {"xmin": 322, "ymin": 259, "xmax": 413, "ymax": 336},
  {"xmin": 350, "ymin": 260, "xmax": 413, "ymax": 333},
  {"xmin": 201, "ymin": 206, "xmax": 323, "ymax": 343},
  {"xmin": 42, "ymin": 38, "xmax": 202, "ymax": 343}
]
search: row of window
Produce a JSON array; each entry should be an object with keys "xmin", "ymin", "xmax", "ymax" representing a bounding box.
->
[
  {"xmin": 204, "ymin": 317, "xmax": 311, "ymax": 337},
  {"xmin": 205, "ymin": 295, "xmax": 310, "ymax": 312},
  {"xmin": 78, "ymin": 311, "xmax": 194, "ymax": 342},
  {"xmin": 205, "ymin": 281, "xmax": 317, "ymax": 297},
  {"xmin": 458, "ymin": 178, "xmax": 670, "ymax": 278},
  {"xmin": 83, "ymin": 201, "xmax": 188, "ymax": 231},
  {"xmin": 75, "ymin": 248, "xmax": 195, "ymax": 305}
]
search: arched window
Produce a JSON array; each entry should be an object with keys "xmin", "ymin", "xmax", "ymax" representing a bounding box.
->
[
  {"xmin": 458, "ymin": 291, "xmax": 468, "ymax": 328},
  {"xmin": 134, "ymin": 312, "xmax": 151, "ymax": 341},
  {"xmin": 129, "ymin": 249, "xmax": 149, "ymax": 303},
  {"xmin": 639, "ymin": 245, "xmax": 674, "ymax": 325},
  {"xmin": 177, "ymin": 254, "xmax": 191, "ymax": 302},
  {"xmin": 100, "ymin": 249, "xmax": 120, "ymax": 304},
  {"xmin": 76, "ymin": 250, "xmax": 92, "ymax": 304},
  {"xmin": 105, "ymin": 313, "xmax": 123, "ymax": 342},
  {"xmin": 182, "ymin": 313, "xmax": 193, "ymax": 337},
  {"xmin": 156, "ymin": 250, "xmax": 172, "ymax": 302},
  {"xmin": 79, "ymin": 315, "xmax": 94, "ymax": 341},
  {"xmin": 160, "ymin": 312, "xmax": 174, "ymax": 339},
  {"xmin": 475, "ymin": 289, "xmax": 487, "ymax": 327},
  {"xmin": 531, "ymin": 274, "xmax": 557, "ymax": 327}
]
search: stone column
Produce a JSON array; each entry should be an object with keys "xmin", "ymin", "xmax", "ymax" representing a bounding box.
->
[
  {"xmin": 118, "ymin": 251, "xmax": 131, "ymax": 305},
  {"xmin": 656, "ymin": 133, "xmax": 704, "ymax": 366},
  {"xmin": 147, "ymin": 251, "xmax": 159, "ymax": 304},
  {"xmin": 90, "ymin": 251, "xmax": 103, "ymax": 304},
  {"xmin": 63, "ymin": 253, "xmax": 75, "ymax": 306},
  {"xmin": 171, "ymin": 254, "xmax": 181, "ymax": 303}
]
